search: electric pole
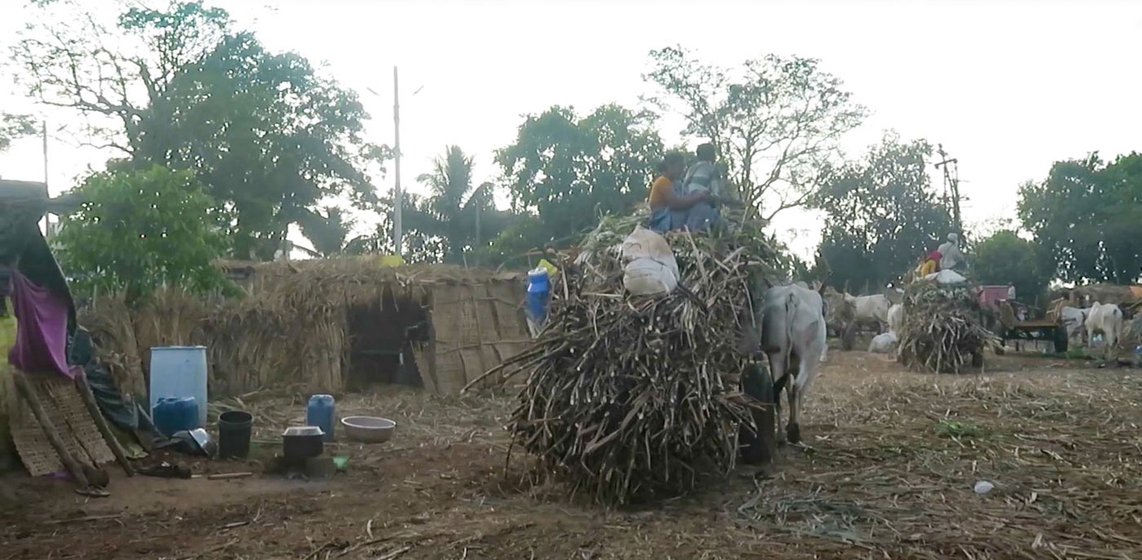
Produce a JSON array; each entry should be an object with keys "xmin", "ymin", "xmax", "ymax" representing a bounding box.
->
[
  {"xmin": 392, "ymin": 66, "xmax": 403, "ymax": 257},
  {"xmin": 42, "ymin": 120, "xmax": 51, "ymax": 240},
  {"xmin": 934, "ymin": 144, "xmax": 963, "ymax": 239}
]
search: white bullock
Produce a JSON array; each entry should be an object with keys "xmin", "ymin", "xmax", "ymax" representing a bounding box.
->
[
  {"xmin": 1084, "ymin": 302, "xmax": 1124, "ymax": 361},
  {"xmin": 1059, "ymin": 306, "xmax": 1086, "ymax": 343},
  {"xmin": 843, "ymin": 293, "xmax": 891, "ymax": 332},
  {"xmin": 761, "ymin": 283, "xmax": 828, "ymax": 445},
  {"xmin": 886, "ymin": 303, "xmax": 904, "ymax": 334}
]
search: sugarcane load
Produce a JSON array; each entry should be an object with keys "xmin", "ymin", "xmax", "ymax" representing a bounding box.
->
[{"xmin": 478, "ymin": 144, "xmax": 831, "ymax": 505}]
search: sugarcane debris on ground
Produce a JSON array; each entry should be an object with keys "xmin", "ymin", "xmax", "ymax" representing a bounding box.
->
[
  {"xmin": 490, "ymin": 209, "xmax": 782, "ymax": 505},
  {"xmin": 898, "ymin": 278, "xmax": 999, "ymax": 373}
]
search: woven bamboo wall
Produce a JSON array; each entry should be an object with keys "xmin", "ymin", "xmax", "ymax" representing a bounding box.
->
[{"xmin": 428, "ymin": 279, "xmax": 529, "ymax": 393}]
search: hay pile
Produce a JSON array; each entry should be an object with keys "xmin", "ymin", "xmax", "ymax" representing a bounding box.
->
[
  {"xmin": 489, "ymin": 210, "xmax": 781, "ymax": 505},
  {"xmin": 897, "ymin": 280, "xmax": 998, "ymax": 373}
]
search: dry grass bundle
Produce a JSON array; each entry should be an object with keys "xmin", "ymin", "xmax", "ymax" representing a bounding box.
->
[
  {"xmin": 898, "ymin": 280, "xmax": 998, "ymax": 373},
  {"xmin": 490, "ymin": 213, "xmax": 781, "ymax": 505}
]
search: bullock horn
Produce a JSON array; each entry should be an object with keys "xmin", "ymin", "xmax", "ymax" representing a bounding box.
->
[
  {"xmin": 762, "ymin": 278, "xmax": 773, "ymax": 290},
  {"xmin": 817, "ymin": 281, "xmax": 827, "ymax": 296}
]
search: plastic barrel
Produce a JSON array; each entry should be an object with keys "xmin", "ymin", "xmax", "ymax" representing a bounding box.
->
[
  {"xmin": 149, "ymin": 346, "xmax": 208, "ymax": 427},
  {"xmin": 527, "ymin": 268, "xmax": 551, "ymax": 324},
  {"xmin": 154, "ymin": 397, "xmax": 199, "ymax": 437},
  {"xmin": 218, "ymin": 410, "xmax": 253, "ymax": 459},
  {"xmin": 306, "ymin": 395, "xmax": 336, "ymax": 442}
]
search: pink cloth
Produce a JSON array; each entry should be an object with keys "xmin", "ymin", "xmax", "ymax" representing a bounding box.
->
[{"xmin": 8, "ymin": 270, "xmax": 74, "ymax": 378}]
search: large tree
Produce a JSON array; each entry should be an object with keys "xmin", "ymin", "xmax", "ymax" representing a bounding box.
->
[
  {"xmin": 645, "ymin": 46, "xmax": 866, "ymax": 221},
  {"xmin": 812, "ymin": 134, "xmax": 953, "ymax": 292},
  {"xmin": 972, "ymin": 230, "xmax": 1052, "ymax": 305},
  {"xmin": 1018, "ymin": 153, "xmax": 1142, "ymax": 284},
  {"xmin": 55, "ymin": 165, "xmax": 231, "ymax": 306},
  {"xmin": 496, "ymin": 104, "xmax": 664, "ymax": 253},
  {"xmin": 12, "ymin": 0, "xmax": 387, "ymax": 259},
  {"xmin": 0, "ymin": 114, "xmax": 36, "ymax": 152},
  {"xmin": 404, "ymin": 146, "xmax": 508, "ymax": 264}
]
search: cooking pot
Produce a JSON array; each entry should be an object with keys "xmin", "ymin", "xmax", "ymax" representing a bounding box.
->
[{"xmin": 282, "ymin": 426, "xmax": 324, "ymax": 465}]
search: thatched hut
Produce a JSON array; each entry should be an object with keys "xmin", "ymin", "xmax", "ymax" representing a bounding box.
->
[{"xmin": 81, "ymin": 258, "xmax": 531, "ymax": 399}]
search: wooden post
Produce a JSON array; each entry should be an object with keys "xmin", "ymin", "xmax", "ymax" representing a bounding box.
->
[
  {"xmin": 12, "ymin": 371, "xmax": 90, "ymax": 487},
  {"xmin": 74, "ymin": 372, "xmax": 136, "ymax": 476}
]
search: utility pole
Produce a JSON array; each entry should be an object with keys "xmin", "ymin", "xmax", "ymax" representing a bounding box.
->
[
  {"xmin": 934, "ymin": 144, "xmax": 963, "ymax": 240},
  {"xmin": 42, "ymin": 120, "xmax": 51, "ymax": 240},
  {"xmin": 392, "ymin": 66, "xmax": 403, "ymax": 257}
]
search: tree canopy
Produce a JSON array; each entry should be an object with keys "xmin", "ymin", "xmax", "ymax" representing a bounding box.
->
[
  {"xmin": 0, "ymin": 114, "xmax": 36, "ymax": 152},
  {"xmin": 812, "ymin": 134, "xmax": 953, "ymax": 291},
  {"xmin": 55, "ymin": 165, "xmax": 231, "ymax": 306},
  {"xmin": 13, "ymin": 0, "xmax": 388, "ymax": 259},
  {"xmin": 496, "ymin": 104, "xmax": 664, "ymax": 254},
  {"xmin": 404, "ymin": 146, "xmax": 507, "ymax": 264},
  {"xmin": 972, "ymin": 230, "xmax": 1052, "ymax": 305},
  {"xmin": 645, "ymin": 46, "xmax": 866, "ymax": 221},
  {"xmin": 1018, "ymin": 152, "xmax": 1142, "ymax": 284}
]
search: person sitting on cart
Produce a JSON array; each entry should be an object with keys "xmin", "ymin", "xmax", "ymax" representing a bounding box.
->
[
  {"xmin": 937, "ymin": 232, "xmax": 965, "ymax": 271},
  {"xmin": 679, "ymin": 143, "xmax": 725, "ymax": 232},
  {"xmin": 647, "ymin": 152, "xmax": 711, "ymax": 233},
  {"xmin": 918, "ymin": 248, "xmax": 942, "ymax": 277}
]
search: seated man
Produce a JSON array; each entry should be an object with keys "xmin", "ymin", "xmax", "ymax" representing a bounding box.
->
[
  {"xmin": 680, "ymin": 143, "xmax": 725, "ymax": 232},
  {"xmin": 647, "ymin": 152, "xmax": 710, "ymax": 233}
]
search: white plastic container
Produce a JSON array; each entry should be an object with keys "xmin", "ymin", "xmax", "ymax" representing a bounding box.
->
[{"xmin": 149, "ymin": 346, "xmax": 208, "ymax": 427}]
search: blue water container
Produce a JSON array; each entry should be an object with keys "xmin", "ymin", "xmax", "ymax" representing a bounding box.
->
[
  {"xmin": 153, "ymin": 397, "xmax": 200, "ymax": 437},
  {"xmin": 306, "ymin": 394, "xmax": 336, "ymax": 442},
  {"xmin": 527, "ymin": 268, "xmax": 551, "ymax": 324},
  {"xmin": 149, "ymin": 346, "xmax": 209, "ymax": 427}
]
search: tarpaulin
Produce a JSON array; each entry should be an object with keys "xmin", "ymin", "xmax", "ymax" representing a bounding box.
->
[
  {"xmin": 8, "ymin": 270, "xmax": 73, "ymax": 378},
  {"xmin": 70, "ymin": 327, "xmax": 153, "ymax": 435}
]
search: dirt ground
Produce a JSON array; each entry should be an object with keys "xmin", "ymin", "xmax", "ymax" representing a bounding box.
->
[{"xmin": 2, "ymin": 351, "xmax": 1141, "ymax": 560}]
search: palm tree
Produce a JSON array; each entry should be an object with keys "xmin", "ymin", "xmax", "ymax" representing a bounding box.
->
[
  {"xmin": 298, "ymin": 206, "xmax": 357, "ymax": 257},
  {"xmin": 407, "ymin": 146, "xmax": 503, "ymax": 264}
]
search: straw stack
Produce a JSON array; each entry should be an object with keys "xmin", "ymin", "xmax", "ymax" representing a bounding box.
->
[
  {"xmin": 493, "ymin": 210, "xmax": 781, "ymax": 505},
  {"xmin": 897, "ymin": 280, "xmax": 998, "ymax": 374}
]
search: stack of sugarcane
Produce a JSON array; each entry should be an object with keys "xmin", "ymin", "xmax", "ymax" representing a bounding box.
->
[
  {"xmin": 491, "ymin": 210, "xmax": 781, "ymax": 505},
  {"xmin": 897, "ymin": 279, "xmax": 999, "ymax": 373}
]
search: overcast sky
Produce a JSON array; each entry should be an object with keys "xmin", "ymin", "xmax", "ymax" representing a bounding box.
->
[{"xmin": 1, "ymin": 0, "xmax": 1140, "ymax": 256}]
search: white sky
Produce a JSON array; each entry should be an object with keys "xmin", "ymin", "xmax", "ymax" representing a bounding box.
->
[{"xmin": 1, "ymin": 0, "xmax": 1140, "ymax": 257}]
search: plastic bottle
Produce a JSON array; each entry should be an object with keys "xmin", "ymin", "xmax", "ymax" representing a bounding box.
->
[{"xmin": 306, "ymin": 395, "xmax": 336, "ymax": 442}]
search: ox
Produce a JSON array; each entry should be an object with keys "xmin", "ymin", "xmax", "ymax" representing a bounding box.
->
[
  {"xmin": 886, "ymin": 303, "xmax": 904, "ymax": 334},
  {"xmin": 761, "ymin": 283, "xmax": 827, "ymax": 445},
  {"xmin": 1059, "ymin": 306, "xmax": 1086, "ymax": 343},
  {"xmin": 843, "ymin": 293, "xmax": 891, "ymax": 332},
  {"xmin": 1084, "ymin": 302, "xmax": 1124, "ymax": 361}
]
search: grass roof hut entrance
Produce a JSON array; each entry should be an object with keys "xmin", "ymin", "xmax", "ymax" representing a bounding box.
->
[{"xmin": 88, "ymin": 259, "xmax": 532, "ymax": 398}]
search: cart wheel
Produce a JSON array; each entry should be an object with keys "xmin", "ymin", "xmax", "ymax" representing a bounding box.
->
[
  {"xmin": 1053, "ymin": 326, "xmax": 1069, "ymax": 354},
  {"xmin": 740, "ymin": 362, "xmax": 776, "ymax": 466}
]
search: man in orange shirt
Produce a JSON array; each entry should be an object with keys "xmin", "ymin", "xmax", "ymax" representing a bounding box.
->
[{"xmin": 647, "ymin": 152, "xmax": 710, "ymax": 233}]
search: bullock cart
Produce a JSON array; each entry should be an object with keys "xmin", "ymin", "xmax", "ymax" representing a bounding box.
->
[
  {"xmin": 1000, "ymin": 318, "xmax": 1069, "ymax": 354},
  {"xmin": 469, "ymin": 209, "xmax": 783, "ymax": 505}
]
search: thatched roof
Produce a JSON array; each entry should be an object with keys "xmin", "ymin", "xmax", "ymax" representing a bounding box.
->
[
  {"xmin": 217, "ymin": 257, "xmax": 524, "ymax": 303},
  {"xmin": 0, "ymin": 180, "xmax": 83, "ymax": 214}
]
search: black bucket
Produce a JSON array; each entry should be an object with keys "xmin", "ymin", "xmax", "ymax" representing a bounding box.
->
[{"xmin": 218, "ymin": 410, "xmax": 253, "ymax": 459}]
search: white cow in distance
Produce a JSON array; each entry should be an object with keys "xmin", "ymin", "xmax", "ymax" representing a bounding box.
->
[
  {"xmin": 843, "ymin": 293, "xmax": 891, "ymax": 332},
  {"xmin": 1059, "ymin": 306, "xmax": 1087, "ymax": 343},
  {"xmin": 1084, "ymin": 302, "xmax": 1124, "ymax": 361},
  {"xmin": 886, "ymin": 303, "xmax": 904, "ymax": 334}
]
